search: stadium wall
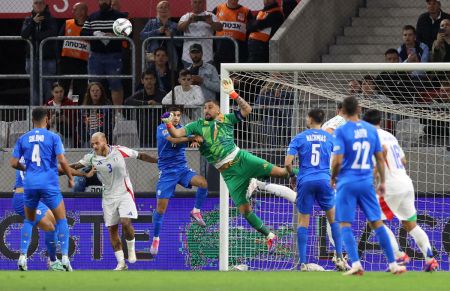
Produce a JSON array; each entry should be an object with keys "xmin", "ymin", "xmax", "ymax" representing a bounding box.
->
[{"xmin": 270, "ymin": 0, "xmax": 363, "ymax": 63}]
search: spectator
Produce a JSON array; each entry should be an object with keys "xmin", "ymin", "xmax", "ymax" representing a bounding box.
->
[
  {"xmin": 398, "ymin": 25, "xmax": 429, "ymax": 63},
  {"xmin": 21, "ymin": 0, "xmax": 58, "ymax": 105},
  {"xmin": 416, "ymin": 0, "xmax": 450, "ymax": 50},
  {"xmin": 213, "ymin": 0, "xmax": 254, "ymax": 64},
  {"xmin": 147, "ymin": 47, "xmax": 175, "ymax": 93},
  {"xmin": 439, "ymin": 80, "xmax": 450, "ymax": 102},
  {"xmin": 247, "ymin": 0, "xmax": 284, "ymax": 63},
  {"xmin": 431, "ymin": 19, "xmax": 450, "ymax": 61},
  {"xmin": 140, "ymin": 1, "xmax": 179, "ymax": 67},
  {"xmin": 81, "ymin": 0, "xmax": 128, "ymax": 105},
  {"xmin": 187, "ymin": 43, "xmax": 220, "ymax": 101},
  {"xmin": 125, "ymin": 69, "xmax": 166, "ymax": 105},
  {"xmin": 348, "ymin": 79, "xmax": 361, "ymax": 95},
  {"xmin": 178, "ymin": 0, "xmax": 223, "ymax": 67},
  {"xmin": 111, "ymin": 0, "xmax": 123, "ymax": 11},
  {"xmin": 162, "ymin": 69, "xmax": 204, "ymax": 105},
  {"xmin": 45, "ymin": 82, "xmax": 77, "ymax": 147},
  {"xmin": 80, "ymin": 82, "xmax": 113, "ymax": 146},
  {"xmin": 58, "ymin": 2, "xmax": 89, "ymax": 103},
  {"xmin": 360, "ymin": 75, "xmax": 393, "ymax": 104}
]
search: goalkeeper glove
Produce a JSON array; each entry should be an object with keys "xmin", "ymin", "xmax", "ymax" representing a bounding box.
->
[
  {"xmin": 222, "ymin": 78, "xmax": 239, "ymax": 100},
  {"xmin": 161, "ymin": 112, "xmax": 174, "ymax": 128}
]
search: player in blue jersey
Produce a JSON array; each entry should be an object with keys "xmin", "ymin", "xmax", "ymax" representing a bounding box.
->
[
  {"xmin": 151, "ymin": 106, "xmax": 208, "ymax": 256},
  {"xmin": 284, "ymin": 108, "xmax": 346, "ymax": 271},
  {"xmin": 10, "ymin": 107, "xmax": 75, "ymax": 271},
  {"xmin": 331, "ymin": 97, "xmax": 406, "ymax": 275}
]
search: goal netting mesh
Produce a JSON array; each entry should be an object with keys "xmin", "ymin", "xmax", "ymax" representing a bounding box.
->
[{"xmin": 221, "ymin": 64, "xmax": 450, "ymax": 271}]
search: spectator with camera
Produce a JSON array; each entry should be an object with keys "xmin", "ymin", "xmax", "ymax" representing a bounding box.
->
[
  {"xmin": 417, "ymin": 0, "xmax": 450, "ymax": 50},
  {"xmin": 398, "ymin": 25, "xmax": 429, "ymax": 63},
  {"xmin": 178, "ymin": 0, "xmax": 223, "ymax": 67},
  {"xmin": 431, "ymin": 19, "xmax": 450, "ymax": 62},
  {"xmin": 21, "ymin": 0, "xmax": 58, "ymax": 105},
  {"xmin": 187, "ymin": 44, "xmax": 220, "ymax": 101}
]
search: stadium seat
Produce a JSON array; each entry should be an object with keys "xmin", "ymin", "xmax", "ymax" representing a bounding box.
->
[
  {"xmin": 395, "ymin": 118, "xmax": 424, "ymax": 147},
  {"xmin": 8, "ymin": 120, "xmax": 29, "ymax": 147},
  {"xmin": 113, "ymin": 120, "xmax": 140, "ymax": 148},
  {"xmin": 0, "ymin": 121, "xmax": 8, "ymax": 149}
]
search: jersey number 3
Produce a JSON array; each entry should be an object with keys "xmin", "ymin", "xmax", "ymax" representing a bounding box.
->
[
  {"xmin": 32, "ymin": 144, "xmax": 41, "ymax": 166},
  {"xmin": 351, "ymin": 141, "xmax": 370, "ymax": 169}
]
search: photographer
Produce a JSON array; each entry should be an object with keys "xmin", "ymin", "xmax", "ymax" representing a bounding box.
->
[{"xmin": 431, "ymin": 19, "xmax": 450, "ymax": 62}]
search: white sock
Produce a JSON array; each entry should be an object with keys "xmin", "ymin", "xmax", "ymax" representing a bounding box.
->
[
  {"xmin": 262, "ymin": 183, "xmax": 297, "ymax": 203},
  {"xmin": 126, "ymin": 239, "xmax": 135, "ymax": 251},
  {"xmin": 384, "ymin": 225, "xmax": 404, "ymax": 258},
  {"xmin": 409, "ymin": 225, "xmax": 433, "ymax": 262},
  {"xmin": 153, "ymin": 236, "xmax": 160, "ymax": 241},
  {"xmin": 114, "ymin": 250, "xmax": 125, "ymax": 263},
  {"xmin": 326, "ymin": 221, "xmax": 335, "ymax": 247},
  {"xmin": 192, "ymin": 208, "xmax": 200, "ymax": 214},
  {"xmin": 352, "ymin": 261, "xmax": 362, "ymax": 269}
]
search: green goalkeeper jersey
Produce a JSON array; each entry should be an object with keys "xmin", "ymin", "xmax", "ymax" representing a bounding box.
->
[{"xmin": 184, "ymin": 112, "xmax": 241, "ymax": 165}]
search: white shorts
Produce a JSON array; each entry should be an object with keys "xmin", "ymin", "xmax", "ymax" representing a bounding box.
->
[
  {"xmin": 102, "ymin": 194, "xmax": 138, "ymax": 227},
  {"xmin": 380, "ymin": 189, "xmax": 417, "ymax": 221}
]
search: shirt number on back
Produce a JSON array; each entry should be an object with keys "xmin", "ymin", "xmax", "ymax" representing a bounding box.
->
[
  {"xmin": 31, "ymin": 144, "xmax": 41, "ymax": 166},
  {"xmin": 107, "ymin": 163, "xmax": 112, "ymax": 173},
  {"xmin": 391, "ymin": 144, "xmax": 404, "ymax": 169},
  {"xmin": 311, "ymin": 144, "xmax": 320, "ymax": 166},
  {"xmin": 351, "ymin": 141, "xmax": 370, "ymax": 169}
]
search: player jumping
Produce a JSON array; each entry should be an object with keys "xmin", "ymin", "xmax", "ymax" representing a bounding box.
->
[
  {"xmin": 10, "ymin": 107, "xmax": 75, "ymax": 271},
  {"xmin": 150, "ymin": 106, "xmax": 208, "ymax": 256},
  {"xmin": 70, "ymin": 132, "xmax": 158, "ymax": 270},
  {"xmin": 331, "ymin": 97, "xmax": 406, "ymax": 275},
  {"xmin": 363, "ymin": 109, "xmax": 439, "ymax": 272},
  {"xmin": 160, "ymin": 78, "xmax": 293, "ymax": 251}
]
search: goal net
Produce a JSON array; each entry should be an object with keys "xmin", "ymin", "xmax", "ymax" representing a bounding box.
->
[{"xmin": 219, "ymin": 63, "xmax": 450, "ymax": 272}]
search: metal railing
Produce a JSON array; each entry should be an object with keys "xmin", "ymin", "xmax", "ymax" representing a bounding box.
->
[
  {"xmin": 39, "ymin": 36, "xmax": 136, "ymax": 105},
  {"xmin": 0, "ymin": 37, "xmax": 34, "ymax": 105}
]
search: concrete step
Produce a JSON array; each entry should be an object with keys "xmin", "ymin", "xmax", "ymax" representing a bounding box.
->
[
  {"xmin": 351, "ymin": 17, "xmax": 417, "ymax": 27},
  {"xmin": 322, "ymin": 54, "xmax": 383, "ymax": 63},
  {"xmin": 329, "ymin": 44, "xmax": 393, "ymax": 55},
  {"xmin": 359, "ymin": 8, "xmax": 423, "ymax": 17},
  {"xmin": 366, "ymin": 0, "xmax": 426, "ymax": 8},
  {"xmin": 344, "ymin": 26, "xmax": 402, "ymax": 37},
  {"xmin": 336, "ymin": 35, "xmax": 399, "ymax": 45}
]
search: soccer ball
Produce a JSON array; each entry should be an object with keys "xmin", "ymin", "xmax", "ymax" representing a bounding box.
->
[{"xmin": 112, "ymin": 18, "xmax": 132, "ymax": 37}]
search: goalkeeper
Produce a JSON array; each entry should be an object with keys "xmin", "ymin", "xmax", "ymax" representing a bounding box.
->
[{"xmin": 161, "ymin": 78, "xmax": 292, "ymax": 251}]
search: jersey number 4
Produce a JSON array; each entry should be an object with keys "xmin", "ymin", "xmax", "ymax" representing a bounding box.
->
[
  {"xmin": 31, "ymin": 144, "xmax": 41, "ymax": 167},
  {"xmin": 351, "ymin": 141, "xmax": 370, "ymax": 169}
]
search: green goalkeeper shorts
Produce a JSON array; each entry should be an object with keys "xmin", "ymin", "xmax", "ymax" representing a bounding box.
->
[{"xmin": 221, "ymin": 150, "xmax": 274, "ymax": 207}]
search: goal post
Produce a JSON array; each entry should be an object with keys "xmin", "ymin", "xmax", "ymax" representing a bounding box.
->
[{"xmin": 219, "ymin": 63, "xmax": 450, "ymax": 271}]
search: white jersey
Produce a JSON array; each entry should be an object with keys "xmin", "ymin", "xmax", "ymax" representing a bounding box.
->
[
  {"xmin": 79, "ymin": 145, "xmax": 138, "ymax": 201},
  {"xmin": 377, "ymin": 128, "xmax": 414, "ymax": 194},
  {"xmin": 321, "ymin": 115, "xmax": 346, "ymax": 132}
]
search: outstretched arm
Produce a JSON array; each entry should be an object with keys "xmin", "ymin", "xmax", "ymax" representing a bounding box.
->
[
  {"xmin": 222, "ymin": 78, "xmax": 252, "ymax": 118},
  {"xmin": 57, "ymin": 154, "xmax": 74, "ymax": 188},
  {"xmin": 161, "ymin": 112, "xmax": 188, "ymax": 138},
  {"xmin": 167, "ymin": 135, "xmax": 203, "ymax": 145},
  {"xmin": 137, "ymin": 152, "xmax": 158, "ymax": 163}
]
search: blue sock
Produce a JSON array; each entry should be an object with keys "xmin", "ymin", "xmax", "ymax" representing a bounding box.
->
[
  {"xmin": 20, "ymin": 219, "xmax": 34, "ymax": 255},
  {"xmin": 297, "ymin": 227, "xmax": 308, "ymax": 264},
  {"xmin": 341, "ymin": 226, "xmax": 360, "ymax": 263},
  {"xmin": 194, "ymin": 188, "xmax": 208, "ymax": 210},
  {"xmin": 153, "ymin": 211, "xmax": 164, "ymax": 237},
  {"xmin": 375, "ymin": 225, "xmax": 395, "ymax": 263},
  {"xmin": 56, "ymin": 218, "xmax": 69, "ymax": 256},
  {"xmin": 45, "ymin": 230, "xmax": 57, "ymax": 262},
  {"xmin": 330, "ymin": 222, "xmax": 343, "ymax": 257}
]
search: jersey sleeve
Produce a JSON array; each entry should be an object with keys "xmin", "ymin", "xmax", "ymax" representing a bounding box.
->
[
  {"xmin": 79, "ymin": 153, "xmax": 93, "ymax": 167},
  {"xmin": 12, "ymin": 137, "xmax": 23, "ymax": 159},
  {"xmin": 185, "ymin": 120, "xmax": 202, "ymax": 136},
  {"xmin": 333, "ymin": 129, "xmax": 345, "ymax": 155},
  {"xmin": 116, "ymin": 146, "xmax": 139, "ymax": 159},
  {"xmin": 53, "ymin": 134, "xmax": 65, "ymax": 155},
  {"xmin": 287, "ymin": 136, "xmax": 300, "ymax": 156},
  {"xmin": 373, "ymin": 130, "xmax": 383, "ymax": 154}
]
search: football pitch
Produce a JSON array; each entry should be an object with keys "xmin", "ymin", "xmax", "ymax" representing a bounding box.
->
[{"xmin": 0, "ymin": 271, "xmax": 448, "ymax": 291}]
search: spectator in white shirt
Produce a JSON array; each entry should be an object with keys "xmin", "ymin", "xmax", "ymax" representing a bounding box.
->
[{"xmin": 162, "ymin": 69, "xmax": 204, "ymax": 106}]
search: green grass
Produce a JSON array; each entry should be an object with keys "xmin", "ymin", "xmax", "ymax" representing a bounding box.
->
[{"xmin": 0, "ymin": 271, "xmax": 449, "ymax": 291}]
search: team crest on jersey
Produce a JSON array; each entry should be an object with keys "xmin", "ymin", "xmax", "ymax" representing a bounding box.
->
[{"xmin": 237, "ymin": 12, "xmax": 245, "ymax": 21}]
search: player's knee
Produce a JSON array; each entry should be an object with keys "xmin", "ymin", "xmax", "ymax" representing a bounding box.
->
[
  {"xmin": 238, "ymin": 204, "xmax": 252, "ymax": 215},
  {"xmin": 402, "ymin": 220, "xmax": 416, "ymax": 232}
]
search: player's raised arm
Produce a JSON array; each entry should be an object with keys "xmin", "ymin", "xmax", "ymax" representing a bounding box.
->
[
  {"xmin": 222, "ymin": 78, "xmax": 252, "ymax": 118},
  {"xmin": 161, "ymin": 112, "xmax": 187, "ymax": 138}
]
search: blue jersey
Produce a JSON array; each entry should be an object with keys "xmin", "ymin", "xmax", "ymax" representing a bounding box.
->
[
  {"xmin": 333, "ymin": 120, "xmax": 382, "ymax": 185},
  {"xmin": 287, "ymin": 129, "xmax": 333, "ymax": 183},
  {"xmin": 12, "ymin": 128, "xmax": 64, "ymax": 190},
  {"xmin": 156, "ymin": 123, "xmax": 188, "ymax": 172}
]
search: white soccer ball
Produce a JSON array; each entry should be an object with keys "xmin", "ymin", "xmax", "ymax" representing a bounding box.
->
[{"xmin": 113, "ymin": 18, "xmax": 132, "ymax": 37}]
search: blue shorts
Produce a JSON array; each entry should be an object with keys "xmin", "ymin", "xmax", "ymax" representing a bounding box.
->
[
  {"xmin": 335, "ymin": 178, "xmax": 381, "ymax": 223},
  {"xmin": 24, "ymin": 188, "xmax": 63, "ymax": 211},
  {"xmin": 12, "ymin": 193, "xmax": 49, "ymax": 224},
  {"xmin": 296, "ymin": 179, "xmax": 335, "ymax": 214},
  {"xmin": 156, "ymin": 168, "xmax": 197, "ymax": 199},
  {"xmin": 88, "ymin": 52, "xmax": 123, "ymax": 91}
]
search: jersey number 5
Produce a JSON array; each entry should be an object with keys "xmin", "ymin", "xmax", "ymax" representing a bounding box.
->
[
  {"xmin": 31, "ymin": 144, "xmax": 41, "ymax": 166},
  {"xmin": 311, "ymin": 144, "xmax": 320, "ymax": 166},
  {"xmin": 351, "ymin": 141, "xmax": 370, "ymax": 169}
]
